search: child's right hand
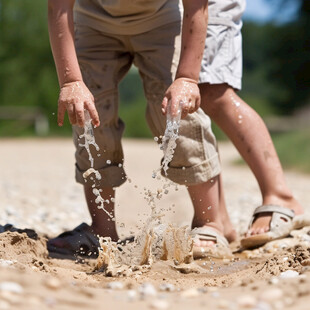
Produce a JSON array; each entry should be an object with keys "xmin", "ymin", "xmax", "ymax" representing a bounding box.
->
[{"xmin": 57, "ymin": 81, "xmax": 100, "ymax": 128}]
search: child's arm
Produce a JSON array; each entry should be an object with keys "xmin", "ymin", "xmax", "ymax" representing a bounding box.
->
[
  {"xmin": 48, "ymin": 0, "xmax": 100, "ymax": 127},
  {"xmin": 162, "ymin": 0, "xmax": 208, "ymax": 118}
]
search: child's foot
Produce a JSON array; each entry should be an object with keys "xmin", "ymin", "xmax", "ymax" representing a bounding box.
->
[
  {"xmin": 191, "ymin": 224, "xmax": 235, "ymax": 259},
  {"xmin": 192, "ymin": 221, "xmax": 237, "ymax": 248},
  {"xmin": 246, "ymin": 197, "xmax": 304, "ymax": 236}
]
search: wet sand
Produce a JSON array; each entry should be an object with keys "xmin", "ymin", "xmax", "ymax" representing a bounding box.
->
[{"xmin": 1, "ymin": 138, "xmax": 310, "ymax": 310}]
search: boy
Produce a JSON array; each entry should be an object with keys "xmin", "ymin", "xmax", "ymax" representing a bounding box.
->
[{"xmin": 47, "ymin": 0, "xmax": 235, "ymax": 258}]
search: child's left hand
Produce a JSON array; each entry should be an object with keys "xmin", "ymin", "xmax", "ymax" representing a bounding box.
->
[{"xmin": 161, "ymin": 77, "xmax": 200, "ymax": 119}]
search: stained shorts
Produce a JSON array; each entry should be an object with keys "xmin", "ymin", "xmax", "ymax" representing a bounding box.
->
[
  {"xmin": 73, "ymin": 21, "xmax": 221, "ymax": 188},
  {"xmin": 199, "ymin": 17, "xmax": 244, "ymax": 90}
]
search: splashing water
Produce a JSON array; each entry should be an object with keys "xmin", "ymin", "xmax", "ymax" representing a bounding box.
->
[
  {"xmin": 79, "ymin": 111, "xmax": 99, "ymax": 168},
  {"xmin": 78, "ymin": 108, "xmax": 195, "ymax": 276},
  {"xmin": 96, "ymin": 205, "xmax": 193, "ymax": 276},
  {"xmin": 80, "ymin": 110, "xmax": 111, "ymax": 218},
  {"xmin": 160, "ymin": 101, "xmax": 183, "ymax": 175}
]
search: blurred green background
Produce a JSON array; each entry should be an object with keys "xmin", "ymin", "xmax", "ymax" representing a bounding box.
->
[{"xmin": 0, "ymin": 0, "xmax": 309, "ymax": 172}]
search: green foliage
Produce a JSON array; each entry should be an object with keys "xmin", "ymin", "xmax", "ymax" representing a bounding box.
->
[
  {"xmin": 0, "ymin": 0, "xmax": 61, "ymax": 135},
  {"xmin": 272, "ymin": 130, "xmax": 310, "ymax": 173},
  {"xmin": 235, "ymin": 130, "xmax": 310, "ymax": 174},
  {"xmin": 0, "ymin": 0, "xmax": 308, "ymax": 141},
  {"xmin": 119, "ymin": 69, "xmax": 152, "ymax": 138}
]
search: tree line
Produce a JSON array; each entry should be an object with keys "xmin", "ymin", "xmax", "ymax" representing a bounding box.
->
[{"xmin": 0, "ymin": 0, "xmax": 308, "ymax": 136}]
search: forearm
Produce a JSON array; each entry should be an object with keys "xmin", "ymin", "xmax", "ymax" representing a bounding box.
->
[
  {"xmin": 48, "ymin": 0, "xmax": 82, "ymax": 87},
  {"xmin": 176, "ymin": 0, "xmax": 208, "ymax": 81}
]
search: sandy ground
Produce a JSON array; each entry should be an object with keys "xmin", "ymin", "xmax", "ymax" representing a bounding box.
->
[{"xmin": 1, "ymin": 138, "xmax": 310, "ymax": 310}]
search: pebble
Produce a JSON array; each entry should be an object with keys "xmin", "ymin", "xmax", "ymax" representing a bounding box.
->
[
  {"xmin": 259, "ymin": 288, "xmax": 283, "ymax": 302},
  {"xmin": 268, "ymin": 277, "xmax": 279, "ymax": 285},
  {"xmin": 159, "ymin": 283, "xmax": 175, "ymax": 292},
  {"xmin": 106, "ymin": 281, "xmax": 124, "ymax": 290},
  {"xmin": 44, "ymin": 277, "xmax": 61, "ymax": 290},
  {"xmin": 138, "ymin": 283, "xmax": 157, "ymax": 298},
  {"xmin": 150, "ymin": 299, "xmax": 169, "ymax": 309},
  {"xmin": 127, "ymin": 290, "xmax": 137, "ymax": 301},
  {"xmin": 279, "ymin": 270, "xmax": 299, "ymax": 279},
  {"xmin": 181, "ymin": 288, "xmax": 200, "ymax": 298},
  {"xmin": 0, "ymin": 260, "xmax": 15, "ymax": 268},
  {"xmin": 237, "ymin": 295, "xmax": 257, "ymax": 308},
  {"xmin": 0, "ymin": 282, "xmax": 24, "ymax": 294}
]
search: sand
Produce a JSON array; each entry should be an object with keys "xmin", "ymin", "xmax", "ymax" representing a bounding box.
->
[{"xmin": 1, "ymin": 138, "xmax": 310, "ymax": 310}]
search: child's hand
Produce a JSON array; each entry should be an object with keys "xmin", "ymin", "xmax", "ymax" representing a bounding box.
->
[
  {"xmin": 58, "ymin": 81, "xmax": 100, "ymax": 127},
  {"xmin": 161, "ymin": 77, "xmax": 200, "ymax": 119}
]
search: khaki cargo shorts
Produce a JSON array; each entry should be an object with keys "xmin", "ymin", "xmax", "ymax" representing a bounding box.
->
[{"xmin": 73, "ymin": 20, "xmax": 221, "ymax": 187}]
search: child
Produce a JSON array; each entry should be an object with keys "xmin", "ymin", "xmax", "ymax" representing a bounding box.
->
[
  {"xmin": 47, "ymin": 0, "xmax": 235, "ymax": 258},
  {"xmin": 166, "ymin": 0, "xmax": 305, "ymax": 249}
]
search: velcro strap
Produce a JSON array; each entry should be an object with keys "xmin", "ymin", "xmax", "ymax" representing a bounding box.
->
[{"xmin": 253, "ymin": 205, "xmax": 295, "ymax": 218}]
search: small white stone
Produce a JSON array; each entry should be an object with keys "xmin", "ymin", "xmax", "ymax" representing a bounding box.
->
[
  {"xmin": 237, "ymin": 295, "xmax": 257, "ymax": 308},
  {"xmin": 138, "ymin": 283, "xmax": 157, "ymax": 298},
  {"xmin": 279, "ymin": 270, "xmax": 299, "ymax": 279},
  {"xmin": 106, "ymin": 281, "xmax": 124, "ymax": 290},
  {"xmin": 181, "ymin": 288, "xmax": 200, "ymax": 298},
  {"xmin": 150, "ymin": 299, "xmax": 169, "ymax": 309},
  {"xmin": 0, "ymin": 282, "xmax": 23, "ymax": 294},
  {"xmin": 44, "ymin": 277, "xmax": 61, "ymax": 290},
  {"xmin": 127, "ymin": 290, "xmax": 137, "ymax": 301},
  {"xmin": 0, "ymin": 260, "xmax": 15, "ymax": 268},
  {"xmin": 269, "ymin": 277, "xmax": 279, "ymax": 285},
  {"xmin": 260, "ymin": 288, "xmax": 283, "ymax": 302}
]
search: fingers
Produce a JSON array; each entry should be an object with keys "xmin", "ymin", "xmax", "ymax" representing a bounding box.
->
[
  {"xmin": 67, "ymin": 103, "xmax": 77, "ymax": 125},
  {"xmin": 85, "ymin": 101, "xmax": 100, "ymax": 127},
  {"xmin": 161, "ymin": 97, "xmax": 168, "ymax": 115},
  {"xmin": 75, "ymin": 103, "xmax": 85, "ymax": 127},
  {"xmin": 57, "ymin": 102, "xmax": 66, "ymax": 127},
  {"xmin": 195, "ymin": 96, "xmax": 201, "ymax": 111},
  {"xmin": 170, "ymin": 97, "xmax": 179, "ymax": 117},
  {"xmin": 181, "ymin": 100, "xmax": 189, "ymax": 119}
]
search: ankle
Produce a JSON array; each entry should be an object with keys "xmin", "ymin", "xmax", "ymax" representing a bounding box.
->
[
  {"xmin": 90, "ymin": 223, "xmax": 118, "ymax": 241},
  {"xmin": 192, "ymin": 220, "xmax": 224, "ymax": 234},
  {"xmin": 262, "ymin": 194, "xmax": 303, "ymax": 214}
]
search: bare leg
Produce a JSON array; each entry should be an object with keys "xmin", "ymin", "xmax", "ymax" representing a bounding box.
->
[
  {"xmin": 84, "ymin": 186, "xmax": 119, "ymax": 241},
  {"xmin": 187, "ymin": 175, "xmax": 236, "ymax": 247},
  {"xmin": 199, "ymin": 83, "xmax": 303, "ymax": 236},
  {"xmin": 48, "ymin": 186, "xmax": 119, "ymax": 251}
]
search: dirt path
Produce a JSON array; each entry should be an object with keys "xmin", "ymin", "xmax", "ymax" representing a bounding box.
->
[{"xmin": 0, "ymin": 138, "xmax": 310, "ymax": 310}]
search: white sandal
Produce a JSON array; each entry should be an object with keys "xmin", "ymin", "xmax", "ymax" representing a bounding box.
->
[
  {"xmin": 191, "ymin": 227, "xmax": 233, "ymax": 259},
  {"xmin": 241, "ymin": 205, "xmax": 296, "ymax": 249}
]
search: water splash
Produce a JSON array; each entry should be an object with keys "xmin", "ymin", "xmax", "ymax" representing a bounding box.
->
[
  {"xmin": 160, "ymin": 101, "xmax": 182, "ymax": 175},
  {"xmin": 96, "ymin": 206, "xmax": 193, "ymax": 276},
  {"xmin": 79, "ymin": 110, "xmax": 99, "ymax": 168},
  {"xmin": 80, "ymin": 110, "xmax": 111, "ymax": 218}
]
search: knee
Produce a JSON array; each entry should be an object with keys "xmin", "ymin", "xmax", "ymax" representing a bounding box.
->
[{"xmin": 199, "ymin": 84, "xmax": 234, "ymax": 121}]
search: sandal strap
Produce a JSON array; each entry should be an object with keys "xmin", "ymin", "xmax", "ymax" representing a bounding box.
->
[
  {"xmin": 191, "ymin": 227, "xmax": 229, "ymax": 247},
  {"xmin": 253, "ymin": 205, "xmax": 295, "ymax": 218},
  {"xmin": 249, "ymin": 205, "xmax": 295, "ymax": 232}
]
